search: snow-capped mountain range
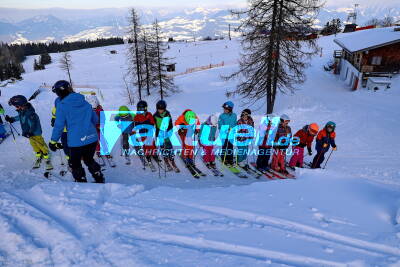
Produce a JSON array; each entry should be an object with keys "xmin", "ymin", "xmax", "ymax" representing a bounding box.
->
[{"xmin": 0, "ymin": 6, "xmax": 399, "ymax": 44}]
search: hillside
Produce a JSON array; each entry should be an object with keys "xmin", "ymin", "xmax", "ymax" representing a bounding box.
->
[{"xmin": 0, "ymin": 34, "xmax": 399, "ymax": 266}]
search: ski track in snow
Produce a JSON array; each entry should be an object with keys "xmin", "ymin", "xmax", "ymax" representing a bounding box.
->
[
  {"xmin": 118, "ymin": 229, "xmax": 350, "ymax": 267},
  {"xmin": 167, "ymin": 200, "xmax": 400, "ymax": 258}
]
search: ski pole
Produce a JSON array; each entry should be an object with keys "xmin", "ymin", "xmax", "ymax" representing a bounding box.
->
[
  {"xmin": 322, "ymin": 150, "xmax": 334, "ymax": 169},
  {"xmin": 9, "ymin": 122, "xmax": 21, "ymax": 136},
  {"xmin": 8, "ymin": 122, "xmax": 25, "ymax": 161}
]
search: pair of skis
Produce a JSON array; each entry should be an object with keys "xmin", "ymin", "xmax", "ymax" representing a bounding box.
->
[
  {"xmin": 202, "ymin": 161, "xmax": 224, "ymax": 177},
  {"xmin": 249, "ymin": 162, "xmax": 296, "ymax": 180},
  {"xmin": 97, "ymin": 155, "xmax": 116, "ymax": 168},
  {"xmin": 180, "ymin": 156, "xmax": 206, "ymax": 179}
]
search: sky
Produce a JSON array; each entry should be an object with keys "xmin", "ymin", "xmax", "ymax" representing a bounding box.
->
[{"xmin": 0, "ymin": 0, "xmax": 398, "ymax": 9}]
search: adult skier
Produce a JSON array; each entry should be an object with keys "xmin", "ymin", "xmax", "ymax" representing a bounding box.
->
[
  {"xmin": 49, "ymin": 80, "xmax": 104, "ymax": 183},
  {"xmin": 153, "ymin": 100, "xmax": 179, "ymax": 172},
  {"xmin": 199, "ymin": 114, "xmax": 219, "ymax": 168},
  {"xmin": 114, "ymin": 106, "xmax": 135, "ymax": 164},
  {"xmin": 271, "ymin": 114, "xmax": 292, "ymax": 175},
  {"xmin": 312, "ymin": 121, "xmax": 337, "ymax": 169},
  {"xmin": 218, "ymin": 101, "xmax": 237, "ymax": 166},
  {"xmin": 133, "ymin": 100, "xmax": 159, "ymax": 170},
  {"xmin": 236, "ymin": 109, "xmax": 254, "ymax": 168},
  {"xmin": 6, "ymin": 95, "xmax": 53, "ymax": 170},
  {"xmin": 289, "ymin": 123, "xmax": 319, "ymax": 168}
]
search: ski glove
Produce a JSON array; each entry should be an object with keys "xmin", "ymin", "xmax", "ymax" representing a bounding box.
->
[
  {"xmin": 51, "ymin": 118, "xmax": 55, "ymax": 127},
  {"xmin": 332, "ymin": 146, "xmax": 337, "ymax": 151},
  {"xmin": 323, "ymin": 143, "xmax": 329, "ymax": 148},
  {"xmin": 5, "ymin": 115, "xmax": 15, "ymax": 123},
  {"xmin": 49, "ymin": 141, "xmax": 63, "ymax": 152}
]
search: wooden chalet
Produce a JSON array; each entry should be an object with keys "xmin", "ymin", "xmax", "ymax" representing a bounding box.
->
[{"xmin": 333, "ymin": 27, "xmax": 400, "ymax": 90}]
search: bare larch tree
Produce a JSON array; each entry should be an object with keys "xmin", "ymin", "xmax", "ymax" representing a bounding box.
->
[
  {"xmin": 152, "ymin": 20, "xmax": 178, "ymax": 100},
  {"xmin": 59, "ymin": 52, "xmax": 73, "ymax": 85},
  {"xmin": 127, "ymin": 8, "xmax": 144, "ymax": 100}
]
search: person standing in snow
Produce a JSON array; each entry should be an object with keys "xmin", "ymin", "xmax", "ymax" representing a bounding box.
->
[
  {"xmin": 256, "ymin": 114, "xmax": 276, "ymax": 171},
  {"xmin": 218, "ymin": 101, "xmax": 237, "ymax": 166},
  {"xmin": 153, "ymin": 100, "xmax": 178, "ymax": 171},
  {"xmin": 49, "ymin": 80, "xmax": 104, "ymax": 183},
  {"xmin": 0, "ymin": 103, "xmax": 7, "ymax": 140},
  {"xmin": 289, "ymin": 123, "xmax": 319, "ymax": 168},
  {"xmin": 133, "ymin": 100, "xmax": 160, "ymax": 167},
  {"xmin": 236, "ymin": 109, "xmax": 254, "ymax": 168},
  {"xmin": 175, "ymin": 109, "xmax": 201, "ymax": 166},
  {"xmin": 312, "ymin": 121, "xmax": 337, "ymax": 169},
  {"xmin": 87, "ymin": 95, "xmax": 113, "ymax": 161},
  {"xmin": 115, "ymin": 106, "xmax": 135, "ymax": 162},
  {"xmin": 199, "ymin": 114, "xmax": 219, "ymax": 168},
  {"xmin": 271, "ymin": 114, "xmax": 292, "ymax": 175},
  {"xmin": 5, "ymin": 95, "xmax": 53, "ymax": 170}
]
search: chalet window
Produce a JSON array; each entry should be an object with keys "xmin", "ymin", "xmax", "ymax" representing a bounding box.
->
[{"xmin": 371, "ymin": 56, "xmax": 382, "ymax": 65}]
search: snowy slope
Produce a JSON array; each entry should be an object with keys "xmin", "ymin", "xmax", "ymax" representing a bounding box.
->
[{"xmin": 0, "ymin": 33, "xmax": 400, "ymax": 266}]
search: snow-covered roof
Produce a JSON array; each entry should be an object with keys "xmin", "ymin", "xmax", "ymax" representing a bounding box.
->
[{"xmin": 334, "ymin": 27, "xmax": 400, "ymax": 53}]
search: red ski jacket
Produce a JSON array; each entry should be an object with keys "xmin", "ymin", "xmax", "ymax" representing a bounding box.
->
[{"xmin": 294, "ymin": 125, "xmax": 316, "ymax": 150}]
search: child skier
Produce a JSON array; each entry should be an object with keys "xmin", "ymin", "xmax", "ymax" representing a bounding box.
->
[
  {"xmin": 175, "ymin": 109, "xmax": 200, "ymax": 166},
  {"xmin": 271, "ymin": 114, "xmax": 292, "ymax": 175},
  {"xmin": 0, "ymin": 103, "xmax": 7, "ymax": 141},
  {"xmin": 312, "ymin": 121, "xmax": 337, "ymax": 169},
  {"xmin": 199, "ymin": 114, "xmax": 218, "ymax": 168},
  {"xmin": 289, "ymin": 123, "xmax": 319, "ymax": 168},
  {"xmin": 114, "ymin": 106, "xmax": 135, "ymax": 164},
  {"xmin": 133, "ymin": 100, "xmax": 159, "ymax": 170},
  {"xmin": 256, "ymin": 114, "xmax": 276, "ymax": 171},
  {"xmin": 218, "ymin": 101, "xmax": 237, "ymax": 166},
  {"xmin": 236, "ymin": 109, "xmax": 254, "ymax": 168},
  {"xmin": 153, "ymin": 100, "xmax": 179, "ymax": 172},
  {"xmin": 6, "ymin": 95, "xmax": 53, "ymax": 170},
  {"xmin": 86, "ymin": 95, "xmax": 113, "ymax": 162}
]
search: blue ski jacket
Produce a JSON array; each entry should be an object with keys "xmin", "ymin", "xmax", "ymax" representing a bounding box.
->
[
  {"xmin": 51, "ymin": 93, "xmax": 98, "ymax": 147},
  {"xmin": 12, "ymin": 103, "xmax": 42, "ymax": 136}
]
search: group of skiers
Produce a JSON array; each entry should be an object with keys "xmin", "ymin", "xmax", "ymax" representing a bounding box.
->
[{"xmin": 0, "ymin": 80, "xmax": 338, "ymax": 183}]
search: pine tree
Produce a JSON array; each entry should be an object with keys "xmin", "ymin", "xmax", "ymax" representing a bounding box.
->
[
  {"xmin": 152, "ymin": 20, "xmax": 178, "ymax": 99},
  {"xmin": 225, "ymin": 0, "xmax": 321, "ymax": 114},
  {"xmin": 39, "ymin": 52, "xmax": 52, "ymax": 65},
  {"xmin": 127, "ymin": 8, "xmax": 144, "ymax": 100}
]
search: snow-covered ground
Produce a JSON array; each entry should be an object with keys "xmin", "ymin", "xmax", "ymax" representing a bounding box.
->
[{"xmin": 0, "ymin": 34, "xmax": 399, "ymax": 266}]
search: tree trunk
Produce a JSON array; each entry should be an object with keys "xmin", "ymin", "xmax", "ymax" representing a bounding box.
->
[{"xmin": 265, "ymin": 0, "xmax": 279, "ymax": 114}]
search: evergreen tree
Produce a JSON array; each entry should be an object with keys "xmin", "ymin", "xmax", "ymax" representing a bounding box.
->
[
  {"xmin": 224, "ymin": 0, "xmax": 321, "ymax": 114},
  {"xmin": 39, "ymin": 52, "xmax": 52, "ymax": 65}
]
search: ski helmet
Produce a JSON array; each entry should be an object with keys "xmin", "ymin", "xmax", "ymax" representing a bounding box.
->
[
  {"xmin": 309, "ymin": 123, "xmax": 319, "ymax": 135},
  {"xmin": 280, "ymin": 114, "xmax": 290, "ymax": 122},
  {"xmin": 137, "ymin": 100, "xmax": 148, "ymax": 112},
  {"xmin": 156, "ymin": 100, "xmax": 167, "ymax": 110},
  {"xmin": 52, "ymin": 80, "xmax": 72, "ymax": 98},
  {"xmin": 241, "ymin": 108, "xmax": 251, "ymax": 116},
  {"xmin": 118, "ymin": 105, "xmax": 130, "ymax": 116},
  {"xmin": 208, "ymin": 114, "xmax": 218, "ymax": 126},
  {"xmin": 184, "ymin": 110, "xmax": 197, "ymax": 124},
  {"xmin": 8, "ymin": 95, "xmax": 27, "ymax": 107},
  {"xmin": 222, "ymin": 101, "xmax": 234, "ymax": 110},
  {"xmin": 326, "ymin": 121, "xmax": 336, "ymax": 130}
]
